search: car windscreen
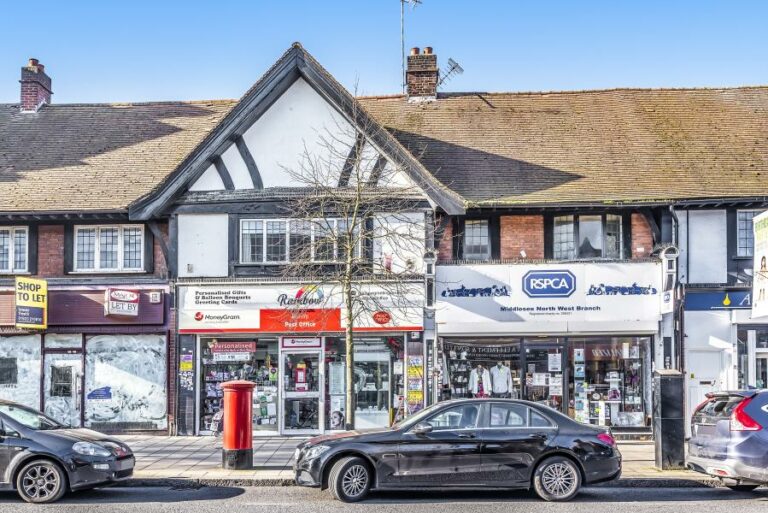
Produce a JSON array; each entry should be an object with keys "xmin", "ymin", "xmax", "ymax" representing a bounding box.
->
[{"xmin": 0, "ymin": 404, "xmax": 63, "ymax": 430}]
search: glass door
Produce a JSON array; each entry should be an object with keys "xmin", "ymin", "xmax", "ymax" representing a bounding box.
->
[
  {"xmin": 43, "ymin": 352, "xmax": 83, "ymax": 427},
  {"xmin": 523, "ymin": 344, "xmax": 565, "ymax": 413},
  {"xmin": 280, "ymin": 347, "xmax": 324, "ymax": 435},
  {"xmin": 756, "ymin": 354, "xmax": 768, "ymax": 389}
]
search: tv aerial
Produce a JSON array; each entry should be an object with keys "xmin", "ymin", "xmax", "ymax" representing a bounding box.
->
[{"xmin": 438, "ymin": 58, "xmax": 465, "ymax": 86}]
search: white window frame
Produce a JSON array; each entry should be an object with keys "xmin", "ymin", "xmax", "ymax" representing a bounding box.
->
[
  {"xmin": 239, "ymin": 218, "xmax": 363, "ymax": 265},
  {"xmin": 0, "ymin": 226, "xmax": 29, "ymax": 274},
  {"xmin": 73, "ymin": 224, "xmax": 145, "ymax": 273}
]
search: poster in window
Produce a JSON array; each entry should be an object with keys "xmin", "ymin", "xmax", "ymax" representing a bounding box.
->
[
  {"xmin": 574, "ymin": 348, "xmax": 585, "ymax": 363},
  {"xmin": 328, "ymin": 362, "xmax": 345, "ymax": 395},
  {"xmin": 574, "ymin": 364, "xmax": 585, "ymax": 378},
  {"xmin": 548, "ymin": 353, "xmax": 561, "ymax": 372},
  {"xmin": 549, "ymin": 377, "xmax": 563, "ymax": 397},
  {"xmin": 753, "ymin": 211, "xmax": 768, "ymax": 319},
  {"xmin": 532, "ymin": 373, "xmax": 549, "ymax": 387},
  {"xmin": 15, "ymin": 277, "xmax": 47, "ymax": 330}
]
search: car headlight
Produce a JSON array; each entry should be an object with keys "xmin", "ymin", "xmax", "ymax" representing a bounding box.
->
[
  {"xmin": 73, "ymin": 441, "xmax": 112, "ymax": 457},
  {"xmin": 303, "ymin": 445, "xmax": 331, "ymax": 461}
]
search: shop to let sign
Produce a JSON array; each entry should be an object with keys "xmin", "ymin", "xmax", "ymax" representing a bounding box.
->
[
  {"xmin": 15, "ymin": 277, "xmax": 47, "ymax": 329},
  {"xmin": 104, "ymin": 288, "xmax": 140, "ymax": 317}
]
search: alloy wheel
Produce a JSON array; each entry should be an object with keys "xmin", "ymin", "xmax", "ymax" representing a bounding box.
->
[
  {"xmin": 541, "ymin": 462, "xmax": 577, "ymax": 498},
  {"xmin": 21, "ymin": 464, "xmax": 60, "ymax": 500},
  {"xmin": 341, "ymin": 464, "xmax": 368, "ymax": 497}
]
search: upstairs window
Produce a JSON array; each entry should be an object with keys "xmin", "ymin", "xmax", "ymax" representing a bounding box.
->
[
  {"xmin": 74, "ymin": 225, "xmax": 145, "ymax": 272},
  {"xmin": 0, "ymin": 227, "xmax": 28, "ymax": 273},
  {"xmin": 463, "ymin": 219, "xmax": 491, "ymax": 261},
  {"xmin": 240, "ymin": 218, "xmax": 362, "ymax": 264},
  {"xmin": 551, "ymin": 214, "xmax": 624, "ymax": 259},
  {"xmin": 737, "ymin": 210, "xmax": 763, "ymax": 257}
]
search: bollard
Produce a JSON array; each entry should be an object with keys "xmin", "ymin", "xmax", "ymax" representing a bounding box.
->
[{"xmin": 221, "ymin": 380, "xmax": 255, "ymax": 470}]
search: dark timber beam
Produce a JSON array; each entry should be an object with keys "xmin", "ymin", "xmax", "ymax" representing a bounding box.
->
[
  {"xmin": 367, "ymin": 155, "xmax": 388, "ymax": 186},
  {"xmin": 213, "ymin": 156, "xmax": 235, "ymax": 191},
  {"xmin": 235, "ymin": 136, "xmax": 264, "ymax": 189},
  {"xmin": 147, "ymin": 221, "xmax": 170, "ymax": 270},
  {"xmin": 338, "ymin": 132, "xmax": 365, "ymax": 187},
  {"xmin": 640, "ymin": 208, "xmax": 661, "ymax": 245}
]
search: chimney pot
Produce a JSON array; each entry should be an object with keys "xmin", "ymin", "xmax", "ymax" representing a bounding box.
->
[
  {"xmin": 423, "ymin": 47, "xmax": 433, "ymax": 55},
  {"xmin": 20, "ymin": 58, "xmax": 52, "ymax": 112},
  {"xmin": 410, "ymin": 47, "xmax": 420, "ymax": 56}
]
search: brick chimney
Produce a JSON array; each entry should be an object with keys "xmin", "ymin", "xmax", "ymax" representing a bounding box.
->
[
  {"xmin": 20, "ymin": 58, "xmax": 52, "ymax": 113},
  {"xmin": 406, "ymin": 46, "xmax": 438, "ymax": 101}
]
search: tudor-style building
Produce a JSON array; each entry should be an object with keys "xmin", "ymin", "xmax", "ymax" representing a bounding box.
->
[
  {"xmin": 0, "ymin": 59, "xmax": 233, "ymax": 432},
  {"xmin": 130, "ymin": 44, "xmax": 462, "ymax": 435}
]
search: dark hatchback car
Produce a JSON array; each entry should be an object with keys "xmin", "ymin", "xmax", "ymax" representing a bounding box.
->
[
  {"xmin": 294, "ymin": 399, "xmax": 621, "ymax": 502},
  {"xmin": 687, "ymin": 390, "xmax": 768, "ymax": 490},
  {"xmin": 0, "ymin": 400, "xmax": 134, "ymax": 503}
]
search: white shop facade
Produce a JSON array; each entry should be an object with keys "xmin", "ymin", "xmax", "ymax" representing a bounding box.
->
[
  {"xmin": 175, "ymin": 281, "xmax": 426, "ymax": 436},
  {"xmin": 434, "ymin": 261, "xmax": 664, "ymax": 432}
]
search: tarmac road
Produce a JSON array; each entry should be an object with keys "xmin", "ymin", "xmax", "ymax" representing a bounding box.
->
[{"xmin": 0, "ymin": 486, "xmax": 765, "ymax": 512}]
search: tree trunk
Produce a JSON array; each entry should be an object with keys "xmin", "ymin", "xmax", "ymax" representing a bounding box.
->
[{"xmin": 344, "ymin": 287, "xmax": 355, "ymax": 430}]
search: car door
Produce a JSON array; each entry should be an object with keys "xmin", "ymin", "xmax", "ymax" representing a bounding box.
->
[
  {"xmin": 0, "ymin": 418, "xmax": 12, "ymax": 484},
  {"xmin": 480, "ymin": 402, "xmax": 555, "ymax": 486},
  {"xmin": 394, "ymin": 403, "xmax": 483, "ymax": 486}
]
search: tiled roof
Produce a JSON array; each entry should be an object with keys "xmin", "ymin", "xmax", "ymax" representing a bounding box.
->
[
  {"xmin": 359, "ymin": 87, "xmax": 768, "ymax": 207},
  {"xmin": 0, "ymin": 100, "xmax": 236, "ymax": 212}
]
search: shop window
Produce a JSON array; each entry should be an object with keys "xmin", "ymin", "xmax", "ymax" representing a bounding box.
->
[
  {"xmin": 0, "ymin": 227, "xmax": 28, "ymax": 273},
  {"xmin": 737, "ymin": 210, "xmax": 763, "ymax": 257},
  {"xmin": 49, "ymin": 366, "xmax": 73, "ymax": 397},
  {"xmin": 489, "ymin": 403, "xmax": 527, "ymax": 427},
  {"xmin": 550, "ymin": 214, "xmax": 624, "ymax": 260},
  {"xmin": 463, "ymin": 219, "xmax": 491, "ymax": 261},
  {"xmin": 426, "ymin": 403, "xmax": 480, "ymax": 431},
  {"xmin": 74, "ymin": 225, "xmax": 144, "ymax": 272},
  {"xmin": 0, "ymin": 358, "xmax": 18, "ymax": 384},
  {"xmin": 239, "ymin": 218, "xmax": 362, "ymax": 264}
]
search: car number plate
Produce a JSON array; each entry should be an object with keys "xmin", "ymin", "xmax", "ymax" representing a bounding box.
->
[{"xmin": 115, "ymin": 457, "xmax": 135, "ymax": 471}]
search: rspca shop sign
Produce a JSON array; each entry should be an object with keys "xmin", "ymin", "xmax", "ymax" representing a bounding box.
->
[
  {"xmin": 523, "ymin": 270, "xmax": 576, "ymax": 298},
  {"xmin": 436, "ymin": 262, "xmax": 663, "ymax": 333}
]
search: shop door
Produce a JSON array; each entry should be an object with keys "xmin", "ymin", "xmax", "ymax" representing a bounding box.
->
[
  {"xmin": 756, "ymin": 354, "xmax": 768, "ymax": 389},
  {"xmin": 523, "ymin": 346, "xmax": 565, "ymax": 413},
  {"xmin": 280, "ymin": 348, "xmax": 324, "ymax": 435},
  {"xmin": 43, "ymin": 352, "xmax": 83, "ymax": 427}
]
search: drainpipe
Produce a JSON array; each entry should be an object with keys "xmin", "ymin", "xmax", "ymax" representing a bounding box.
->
[{"xmin": 669, "ymin": 205, "xmax": 684, "ymax": 372}]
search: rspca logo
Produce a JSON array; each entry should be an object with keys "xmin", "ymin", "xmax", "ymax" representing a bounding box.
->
[{"xmin": 523, "ymin": 270, "xmax": 576, "ymax": 298}]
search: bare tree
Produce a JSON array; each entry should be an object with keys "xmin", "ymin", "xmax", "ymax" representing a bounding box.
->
[{"xmin": 276, "ymin": 100, "xmax": 431, "ymax": 429}]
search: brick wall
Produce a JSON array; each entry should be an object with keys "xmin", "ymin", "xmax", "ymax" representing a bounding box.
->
[
  {"xmin": 34, "ymin": 222, "xmax": 168, "ymax": 277},
  {"xmin": 500, "ymin": 215, "xmax": 544, "ymax": 260},
  {"xmin": 437, "ymin": 218, "xmax": 453, "ymax": 262},
  {"xmin": 631, "ymin": 213, "xmax": 654, "ymax": 258},
  {"xmin": 37, "ymin": 225, "xmax": 65, "ymax": 276}
]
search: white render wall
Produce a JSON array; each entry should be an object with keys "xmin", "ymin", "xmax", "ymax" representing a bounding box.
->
[
  {"xmin": 678, "ymin": 210, "xmax": 728, "ymax": 284},
  {"xmin": 177, "ymin": 214, "xmax": 229, "ymax": 277}
]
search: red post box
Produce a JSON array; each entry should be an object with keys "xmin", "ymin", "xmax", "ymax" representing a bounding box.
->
[{"xmin": 221, "ymin": 380, "xmax": 255, "ymax": 470}]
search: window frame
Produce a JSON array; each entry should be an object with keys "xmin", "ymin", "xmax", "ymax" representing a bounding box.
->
[
  {"xmin": 72, "ymin": 224, "xmax": 145, "ymax": 273},
  {"xmin": 238, "ymin": 218, "xmax": 363, "ymax": 265},
  {"xmin": 548, "ymin": 213, "xmax": 627, "ymax": 260},
  {"xmin": 418, "ymin": 402, "xmax": 482, "ymax": 432},
  {"xmin": 0, "ymin": 226, "xmax": 29, "ymax": 274},
  {"xmin": 736, "ymin": 209, "xmax": 763, "ymax": 258},
  {"xmin": 479, "ymin": 403, "xmax": 557, "ymax": 430}
]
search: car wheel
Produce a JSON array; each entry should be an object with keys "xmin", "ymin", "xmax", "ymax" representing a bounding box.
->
[
  {"xmin": 328, "ymin": 456, "xmax": 372, "ymax": 502},
  {"xmin": 533, "ymin": 456, "xmax": 582, "ymax": 502},
  {"xmin": 16, "ymin": 459, "xmax": 67, "ymax": 504},
  {"xmin": 726, "ymin": 485, "xmax": 760, "ymax": 492}
]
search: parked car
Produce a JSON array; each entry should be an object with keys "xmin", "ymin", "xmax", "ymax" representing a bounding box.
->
[
  {"xmin": 294, "ymin": 398, "xmax": 621, "ymax": 502},
  {"xmin": 0, "ymin": 400, "xmax": 134, "ymax": 503},
  {"xmin": 687, "ymin": 390, "xmax": 768, "ymax": 490}
]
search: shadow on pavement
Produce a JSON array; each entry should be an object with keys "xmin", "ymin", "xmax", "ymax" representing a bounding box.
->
[
  {"xmin": 359, "ymin": 487, "xmax": 768, "ymax": 504},
  {"xmin": 0, "ymin": 486, "xmax": 245, "ymax": 504}
]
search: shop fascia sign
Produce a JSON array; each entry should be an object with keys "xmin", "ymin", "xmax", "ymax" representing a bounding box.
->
[
  {"xmin": 523, "ymin": 270, "xmax": 576, "ymax": 298},
  {"xmin": 104, "ymin": 288, "xmax": 140, "ymax": 317}
]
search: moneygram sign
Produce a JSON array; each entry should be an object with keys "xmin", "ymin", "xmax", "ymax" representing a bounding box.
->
[{"xmin": 523, "ymin": 270, "xmax": 576, "ymax": 298}]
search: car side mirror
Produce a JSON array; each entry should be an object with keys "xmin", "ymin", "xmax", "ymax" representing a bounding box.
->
[{"xmin": 411, "ymin": 423, "xmax": 433, "ymax": 435}]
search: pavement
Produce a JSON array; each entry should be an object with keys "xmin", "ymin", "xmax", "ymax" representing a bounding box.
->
[
  {"xmin": 115, "ymin": 435, "xmax": 715, "ymax": 488},
  {"xmin": 2, "ymin": 486, "xmax": 767, "ymax": 512}
]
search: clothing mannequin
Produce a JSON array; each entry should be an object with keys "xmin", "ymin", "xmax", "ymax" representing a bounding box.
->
[
  {"xmin": 469, "ymin": 364, "xmax": 491, "ymax": 398},
  {"xmin": 490, "ymin": 361, "xmax": 513, "ymax": 398}
]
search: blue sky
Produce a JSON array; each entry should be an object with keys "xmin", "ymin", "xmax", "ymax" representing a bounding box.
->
[{"xmin": 1, "ymin": 0, "xmax": 766, "ymax": 103}]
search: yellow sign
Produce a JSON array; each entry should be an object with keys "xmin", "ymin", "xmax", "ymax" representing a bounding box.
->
[{"xmin": 15, "ymin": 277, "xmax": 47, "ymax": 329}]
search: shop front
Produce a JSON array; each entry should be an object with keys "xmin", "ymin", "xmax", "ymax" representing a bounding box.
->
[
  {"xmin": 435, "ymin": 262, "xmax": 662, "ymax": 431},
  {"xmin": 176, "ymin": 282, "xmax": 425, "ymax": 436},
  {"xmin": 0, "ymin": 285, "xmax": 171, "ymax": 432}
]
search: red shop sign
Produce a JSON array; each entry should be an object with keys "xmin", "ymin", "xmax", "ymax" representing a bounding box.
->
[
  {"xmin": 211, "ymin": 341, "xmax": 257, "ymax": 353},
  {"xmin": 260, "ymin": 308, "xmax": 342, "ymax": 332},
  {"xmin": 372, "ymin": 311, "xmax": 392, "ymax": 325}
]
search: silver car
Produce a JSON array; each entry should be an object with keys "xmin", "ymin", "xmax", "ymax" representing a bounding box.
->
[{"xmin": 687, "ymin": 390, "xmax": 768, "ymax": 490}]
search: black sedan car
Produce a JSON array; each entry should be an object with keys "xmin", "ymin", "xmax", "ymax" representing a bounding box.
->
[
  {"xmin": 0, "ymin": 400, "xmax": 134, "ymax": 503},
  {"xmin": 295, "ymin": 399, "xmax": 621, "ymax": 502}
]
